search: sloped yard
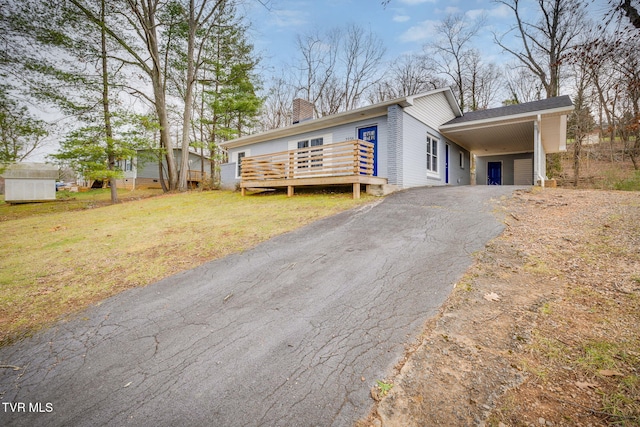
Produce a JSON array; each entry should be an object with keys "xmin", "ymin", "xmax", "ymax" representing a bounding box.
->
[
  {"xmin": 0, "ymin": 189, "xmax": 371, "ymax": 347},
  {"xmin": 364, "ymin": 188, "xmax": 640, "ymax": 426}
]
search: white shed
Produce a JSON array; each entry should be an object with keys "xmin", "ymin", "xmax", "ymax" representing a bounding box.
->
[{"xmin": 2, "ymin": 163, "xmax": 58, "ymax": 203}]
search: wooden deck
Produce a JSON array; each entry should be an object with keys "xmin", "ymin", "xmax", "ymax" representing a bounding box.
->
[{"xmin": 240, "ymin": 139, "xmax": 387, "ymax": 198}]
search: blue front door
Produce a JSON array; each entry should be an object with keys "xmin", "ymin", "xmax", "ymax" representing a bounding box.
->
[
  {"xmin": 488, "ymin": 162, "xmax": 502, "ymax": 185},
  {"xmin": 445, "ymin": 144, "xmax": 450, "ymax": 184},
  {"xmin": 358, "ymin": 126, "xmax": 378, "ymax": 176}
]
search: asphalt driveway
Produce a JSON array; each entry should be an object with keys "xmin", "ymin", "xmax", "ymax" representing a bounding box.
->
[{"xmin": 0, "ymin": 186, "xmax": 521, "ymax": 426}]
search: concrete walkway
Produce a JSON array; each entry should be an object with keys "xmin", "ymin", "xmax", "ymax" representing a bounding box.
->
[{"xmin": 0, "ymin": 186, "xmax": 521, "ymax": 426}]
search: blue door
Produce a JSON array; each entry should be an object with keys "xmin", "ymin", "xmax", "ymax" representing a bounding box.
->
[
  {"xmin": 358, "ymin": 126, "xmax": 378, "ymax": 176},
  {"xmin": 488, "ymin": 162, "xmax": 502, "ymax": 185},
  {"xmin": 445, "ymin": 144, "xmax": 450, "ymax": 184}
]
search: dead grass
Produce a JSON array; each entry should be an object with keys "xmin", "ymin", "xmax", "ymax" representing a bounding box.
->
[
  {"xmin": 0, "ymin": 188, "xmax": 373, "ymax": 346},
  {"xmin": 366, "ymin": 188, "xmax": 640, "ymax": 427}
]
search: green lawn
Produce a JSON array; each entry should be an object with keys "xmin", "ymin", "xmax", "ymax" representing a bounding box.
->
[{"xmin": 0, "ymin": 188, "xmax": 373, "ymax": 346}]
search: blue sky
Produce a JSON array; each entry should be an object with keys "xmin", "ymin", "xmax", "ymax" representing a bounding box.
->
[{"xmin": 243, "ymin": 0, "xmax": 518, "ymax": 73}]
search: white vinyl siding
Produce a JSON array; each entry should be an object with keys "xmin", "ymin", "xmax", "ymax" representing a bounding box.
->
[{"xmin": 404, "ymin": 91, "xmax": 458, "ymax": 130}]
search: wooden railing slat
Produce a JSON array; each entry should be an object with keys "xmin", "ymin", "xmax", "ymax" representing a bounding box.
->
[{"xmin": 240, "ymin": 139, "xmax": 375, "ymax": 181}]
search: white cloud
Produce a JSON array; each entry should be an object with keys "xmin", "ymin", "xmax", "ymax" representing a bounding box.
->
[
  {"xmin": 398, "ymin": 19, "xmax": 439, "ymax": 43},
  {"xmin": 270, "ymin": 8, "xmax": 308, "ymax": 28},
  {"xmin": 466, "ymin": 3, "xmax": 511, "ymax": 20},
  {"xmin": 442, "ymin": 7, "xmax": 461, "ymax": 14},
  {"xmin": 488, "ymin": 3, "xmax": 511, "ymax": 19},
  {"xmin": 393, "ymin": 15, "xmax": 411, "ymax": 22},
  {"xmin": 465, "ymin": 8, "xmax": 485, "ymax": 20}
]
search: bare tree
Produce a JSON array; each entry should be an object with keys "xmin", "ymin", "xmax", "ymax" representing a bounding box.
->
[
  {"xmin": 614, "ymin": 37, "xmax": 640, "ymax": 168},
  {"xmin": 612, "ymin": 0, "xmax": 640, "ymax": 29},
  {"xmin": 566, "ymin": 44, "xmax": 596, "ymax": 185},
  {"xmin": 291, "ymin": 24, "xmax": 385, "ymax": 116},
  {"xmin": 341, "ymin": 25, "xmax": 386, "ymax": 111},
  {"xmin": 176, "ymin": 0, "xmax": 226, "ymax": 191},
  {"xmin": 260, "ymin": 75, "xmax": 295, "ymax": 130},
  {"xmin": 427, "ymin": 13, "xmax": 486, "ymax": 112},
  {"xmin": 503, "ymin": 66, "xmax": 544, "ymax": 104},
  {"xmin": 465, "ymin": 50, "xmax": 503, "ymax": 110},
  {"xmin": 294, "ymin": 28, "xmax": 339, "ymax": 116},
  {"xmin": 369, "ymin": 54, "xmax": 446, "ymax": 102},
  {"xmin": 494, "ymin": 0, "xmax": 586, "ymax": 98}
]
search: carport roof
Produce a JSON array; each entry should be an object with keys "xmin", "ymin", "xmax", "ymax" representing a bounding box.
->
[{"xmin": 439, "ymin": 95, "xmax": 574, "ymax": 155}]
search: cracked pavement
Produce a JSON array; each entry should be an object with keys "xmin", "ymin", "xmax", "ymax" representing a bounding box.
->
[{"xmin": 0, "ymin": 186, "xmax": 519, "ymax": 426}]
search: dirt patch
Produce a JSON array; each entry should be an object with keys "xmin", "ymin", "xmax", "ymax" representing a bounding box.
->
[{"xmin": 359, "ymin": 188, "xmax": 640, "ymax": 426}]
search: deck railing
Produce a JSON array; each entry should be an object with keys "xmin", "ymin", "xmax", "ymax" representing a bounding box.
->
[
  {"xmin": 240, "ymin": 139, "xmax": 374, "ymax": 182},
  {"xmin": 187, "ymin": 170, "xmax": 209, "ymax": 182}
]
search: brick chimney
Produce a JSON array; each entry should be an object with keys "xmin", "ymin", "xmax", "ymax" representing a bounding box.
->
[{"xmin": 292, "ymin": 98, "xmax": 314, "ymax": 124}]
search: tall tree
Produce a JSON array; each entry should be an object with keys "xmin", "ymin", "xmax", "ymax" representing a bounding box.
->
[
  {"xmin": 3, "ymin": 0, "xmax": 151, "ymax": 202},
  {"xmin": 427, "ymin": 13, "xmax": 486, "ymax": 111},
  {"xmin": 369, "ymin": 54, "xmax": 446, "ymax": 102},
  {"xmin": 0, "ymin": 86, "xmax": 49, "ymax": 165},
  {"xmin": 465, "ymin": 50, "xmax": 502, "ymax": 110},
  {"xmin": 566, "ymin": 48, "xmax": 596, "ymax": 185},
  {"xmin": 190, "ymin": 2, "xmax": 262, "ymax": 183},
  {"xmin": 494, "ymin": 0, "xmax": 586, "ymax": 98},
  {"xmin": 292, "ymin": 24, "xmax": 385, "ymax": 116}
]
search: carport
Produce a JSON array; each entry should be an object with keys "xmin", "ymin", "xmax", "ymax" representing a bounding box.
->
[{"xmin": 439, "ymin": 96, "xmax": 574, "ymax": 186}]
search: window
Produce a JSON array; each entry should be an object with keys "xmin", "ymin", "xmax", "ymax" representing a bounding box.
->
[
  {"xmin": 237, "ymin": 152, "xmax": 245, "ymax": 177},
  {"xmin": 426, "ymin": 135, "xmax": 438, "ymax": 173},
  {"xmin": 297, "ymin": 137, "xmax": 323, "ymax": 168},
  {"xmin": 117, "ymin": 159, "xmax": 134, "ymax": 172},
  {"xmin": 459, "ymin": 152, "xmax": 465, "ymax": 169}
]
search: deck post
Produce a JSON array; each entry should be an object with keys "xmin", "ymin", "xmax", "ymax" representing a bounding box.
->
[
  {"xmin": 241, "ymin": 187, "xmax": 246, "ymax": 196},
  {"xmin": 287, "ymin": 185, "xmax": 294, "ymax": 197},
  {"xmin": 353, "ymin": 182, "xmax": 361, "ymax": 199},
  {"xmin": 288, "ymin": 152, "xmax": 294, "ymax": 179}
]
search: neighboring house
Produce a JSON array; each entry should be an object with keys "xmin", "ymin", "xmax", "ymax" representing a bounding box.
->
[
  {"xmin": 1, "ymin": 162, "xmax": 58, "ymax": 203},
  {"xmin": 219, "ymin": 88, "xmax": 574, "ymax": 195},
  {"xmin": 115, "ymin": 149, "xmax": 211, "ymax": 189}
]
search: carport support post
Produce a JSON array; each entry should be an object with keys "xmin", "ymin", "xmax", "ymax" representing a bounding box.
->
[{"xmin": 534, "ymin": 115, "xmax": 545, "ymax": 188}]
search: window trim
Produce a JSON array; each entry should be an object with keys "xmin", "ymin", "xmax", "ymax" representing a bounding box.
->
[
  {"xmin": 233, "ymin": 150, "xmax": 250, "ymax": 179},
  {"xmin": 296, "ymin": 137, "xmax": 324, "ymax": 169},
  {"xmin": 426, "ymin": 134, "xmax": 439, "ymax": 177}
]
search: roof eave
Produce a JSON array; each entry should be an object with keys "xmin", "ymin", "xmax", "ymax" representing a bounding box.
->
[{"xmin": 439, "ymin": 104, "xmax": 574, "ymax": 132}]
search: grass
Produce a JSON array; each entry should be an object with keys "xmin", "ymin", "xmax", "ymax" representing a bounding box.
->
[{"xmin": 0, "ymin": 188, "xmax": 373, "ymax": 346}]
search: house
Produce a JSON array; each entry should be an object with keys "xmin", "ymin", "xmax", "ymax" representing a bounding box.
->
[
  {"xmin": 1, "ymin": 162, "xmax": 58, "ymax": 203},
  {"xmin": 219, "ymin": 88, "xmax": 574, "ymax": 197},
  {"xmin": 115, "ymin": 149, "xmax": 211, "ymax": 189}
]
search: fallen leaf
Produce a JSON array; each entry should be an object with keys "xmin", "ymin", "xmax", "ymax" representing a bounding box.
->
[
  {"xmin": 598, "ymin": 369, "xmax": 624, "ymax": 377},
  {"xmin": 575, "ymin": 381, "xmax": 597, "ymax": 389},
  {"xmin": 124, "ymin": 382, "xmax": 132, "ymax": 388},
  {"xmin": 484, "ymin": 292, "xmax": 501, "ymax": 302}
]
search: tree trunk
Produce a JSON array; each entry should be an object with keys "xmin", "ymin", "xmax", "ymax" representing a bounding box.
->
[
  {"xmin": 140, "ymin": 0, "xmax": 177, "ymax": 191},
  {"xmin": 573, "ymin": 137, "xmax": 581, "ymax": 186},
  {"xmin": 178, "ymin": 0, "xmax": 197, "ymax": 191},
  {"xmin": 100, "ymin": 0, "xmax": 118, "ymax": 204}
]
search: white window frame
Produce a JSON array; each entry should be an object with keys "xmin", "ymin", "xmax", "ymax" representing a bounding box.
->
[
  {"xmin": 288, "ymin": 133, "xmax": 333, "ymax": 151},
  {"xmin": 233, "ymin": 149, "xmax": 250, "ymax": 179},
  {"xmin": 426, "ymin": 134, "xmax": 439, "ymax": 176}
]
